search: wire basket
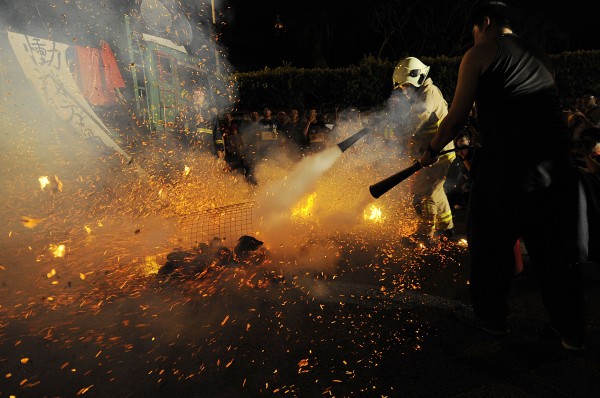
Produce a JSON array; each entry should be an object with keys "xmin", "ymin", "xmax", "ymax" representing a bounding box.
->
[{"xmin": 174, "ymin": 201, "xmax": 255, "ymax": 250}]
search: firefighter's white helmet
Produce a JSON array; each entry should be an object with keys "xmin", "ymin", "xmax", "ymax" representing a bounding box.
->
[{"xmin": 393, "ymin": 57, "xmax": 430, "ymax": 89}]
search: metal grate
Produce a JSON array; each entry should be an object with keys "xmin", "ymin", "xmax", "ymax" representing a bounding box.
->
[{"xmin": 175, "ymin": 201, "xmax": 255, "ymax": 250}]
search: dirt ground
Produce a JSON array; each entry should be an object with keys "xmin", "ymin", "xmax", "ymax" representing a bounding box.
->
[{"xmin": 1, "ymin": 207, "xmax": 599, "ymax": 398}]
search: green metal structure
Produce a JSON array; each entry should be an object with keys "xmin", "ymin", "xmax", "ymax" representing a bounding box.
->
[{"xmin": 124, "ymin": 15, "xmax": 211, "ymax": 134}]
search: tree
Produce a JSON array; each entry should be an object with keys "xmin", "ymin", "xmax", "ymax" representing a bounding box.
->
[{"xmin": 369, "ymin": 0, "xmax": 477, "ymax": 60}]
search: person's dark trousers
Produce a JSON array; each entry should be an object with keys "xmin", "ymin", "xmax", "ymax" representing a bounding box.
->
[{"xmin": 467, "ymin": 167, "xmax": 585, "ymax": 341}]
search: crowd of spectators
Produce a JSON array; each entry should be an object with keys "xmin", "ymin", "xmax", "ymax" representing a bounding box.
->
[
  {"xmin": 170, "ymin": 89, "xmax": 599, "ymax": 269},
  {"xmin": 174, "ymin": 93, "xmax": 600, "ymax": 200},
  {"xmin": 206, "ymin": 107, "xmax": 344, "ymax": 183}
]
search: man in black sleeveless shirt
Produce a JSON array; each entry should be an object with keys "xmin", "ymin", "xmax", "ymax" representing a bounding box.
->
[{"xmin": 419, "ymin": 2, "xmax": 587, "ymax": 350}]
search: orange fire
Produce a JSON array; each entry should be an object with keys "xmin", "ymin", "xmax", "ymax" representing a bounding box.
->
[
  {"xmin": 38, "ymin": 176, "xmax": 50, "ymax": 191},
  {"xmin": 292, "ymin": 192, "xmax": 316, "ymax": 219},
  {"xmin": 49, "ymin": 244, "xmax": 66, "ymax": 258},
  {"xmin": 38, "ymin": 175, "xmax": 62, "ymax": 192},
  {"xmin": 363, "ymin": 204, "xmax": 384, "ymax": 223}
]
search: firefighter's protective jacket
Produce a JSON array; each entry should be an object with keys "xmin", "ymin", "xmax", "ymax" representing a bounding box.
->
[{"xmin": 408, "ymin": 78, "xmax": 455, "ymax": 162}]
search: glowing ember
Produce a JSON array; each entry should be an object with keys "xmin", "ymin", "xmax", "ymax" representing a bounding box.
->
[
  {"xmin": 143, "ymin": 255, "xmax": 160, "ymax": 275},
  {"xmin": 183, "ymin": 165, "xmax": 191, "ymax": 176},
  {"xmin": 54, "ymin": 175, "xmax": 63, "ymax": 192},
  {"xmin": 363, "ymin": 204, "xmax": 384, "ymax": 223},
  {"xmin": 84, "ymin": 225, "xmax": 92, "ymax": 234},
  {"xmin": 20, "ymin": 215, "xmax": 44, "ymax": 229},
  {"xmin": 292, "ymin": 192, "xmax": 317, "ymax": 219},
  {"xmin": 457, "ymin": 238, "xmax": 468, "ymax": 247},
  {"xmin": 49, "ymin": 244, "xmax": 66, "ymax": 258},
  {"xmin": 38, "ymin": 176, "xmax": 50, "ymax": 190}
]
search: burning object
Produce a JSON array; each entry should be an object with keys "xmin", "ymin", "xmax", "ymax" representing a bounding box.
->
[
  {"xmin": 233, "ymin": 235, "xmax": 264, "ymax": 262},
  {"xmin": 364, "ymin": 205, "xmax": 384, "ymax": 223},
  {"xmin": 158, "ymin": 235, "xmax": 265, "ymax": 278}
]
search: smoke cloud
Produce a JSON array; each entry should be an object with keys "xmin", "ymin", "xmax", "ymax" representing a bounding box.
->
[
  {"xmin": 0, "ymin": 0, "xmax": 238, "ymax": 303},
  {"xmin": 0, "ymin": 0, "xmax": 423, "ymax": 305}
]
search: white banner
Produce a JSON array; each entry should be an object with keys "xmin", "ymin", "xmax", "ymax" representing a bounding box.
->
[{"xmin": 7, "ymin": 31, "xmax": 131, "ymax": 161}]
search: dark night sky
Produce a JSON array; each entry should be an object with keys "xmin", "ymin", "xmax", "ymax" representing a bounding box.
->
[
  {"xmin": 0, "ymin": 0, "xmax": 598, "ymax": 73},
  {"xmin": 220, "ymin": 0, "xmax": 600, "ymax": 71}
]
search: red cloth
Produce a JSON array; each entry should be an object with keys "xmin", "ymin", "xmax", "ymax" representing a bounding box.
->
[
  {"xmin": 101, "ymin": 41, "xmax": 125, "ymax": 91},
  {"xmin": 74, "ymin": 45, "xmax": 109, "ymax": 105},
  {"xmin": 73, "ymin": 43, "xmax": 126, "ymax": 106}
]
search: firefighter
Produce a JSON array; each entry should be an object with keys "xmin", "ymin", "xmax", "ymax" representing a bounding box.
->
[
  {"xmin": 392, "ymin": 56, "xmax": 455, "ymax": 244},
  {"xmin": 188, "ymin": 88, "xmax": 223, "ymax": 157}
]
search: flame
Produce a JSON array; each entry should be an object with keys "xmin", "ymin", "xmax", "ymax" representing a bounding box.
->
[
  {"xmin": 49, "ymin": 244, "xmax": 66, "ymax": 258},
  {"xmin": 363, "ymin": 204, "xmax": 384, "ymax": 223},
  {"xmin": 292, "ymin": 192, "xmax": 316, "ymax": 219},
  {"xmin": 39, "ymin": 176, "xmax": 50, "ymax": 191},
  {"xmin": 38, "ymin": 175, "xmax": 62, "ymax": 192}
]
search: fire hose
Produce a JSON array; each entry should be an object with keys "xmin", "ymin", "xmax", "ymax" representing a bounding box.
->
[{"xmin": 369, "ymin": 146, "xmax": 473, "ymax": 198}]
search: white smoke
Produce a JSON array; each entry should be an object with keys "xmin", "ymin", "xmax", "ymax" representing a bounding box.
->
[
  {"xmin": 0, "ymin": 0, "xmax": 241, "ymax": 304},
  {"xmin": 0, "ymin": 0, "xmax": 425, "ymax": 299},
  {"xmin": 250, "ymin": 95, "xmax": 418, "ymax": 273}
]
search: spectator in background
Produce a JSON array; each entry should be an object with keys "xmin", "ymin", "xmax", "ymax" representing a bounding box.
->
[
  {"xmin": 239, "ymin": 111, "xmax": 261, "ymax": 185},
  {"xmin": 221, "ymin": 113, "xmax": 244, "ymax": 172},
  {"xmin": 575, "ymin": 127, "xmax": 600, "ymax": 264},
  {"xmin": 259, "ymin": 107, "xmax": 276, "ymax": 130},
  {"xmin": 569, "ymin": 91, "xmax": 600, "ymax": 141},
  {"xmin": 578, "ymin": 127, "xmax": 600, "ymax": 175},
  {"xmin": 281, "ymin": 108, "xmax": 305, "ymax": 154},
  {"xmin": 275, "ymin": 110, "xmax": 292, "ymax": 154},
  {"xmin": 277, "ymin": 110, "xmax": 290, "ymax": 130},
  {"xmin": 302, "ymin": 108, "xmax": 330, "ymax": 153},
  {"xmin": 446, "ymin": 125, "xmax": 476, "ymax": 210},
  {"xmin": 258, "ymin": 107, "xmax": 279, "ymax": 158}
]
